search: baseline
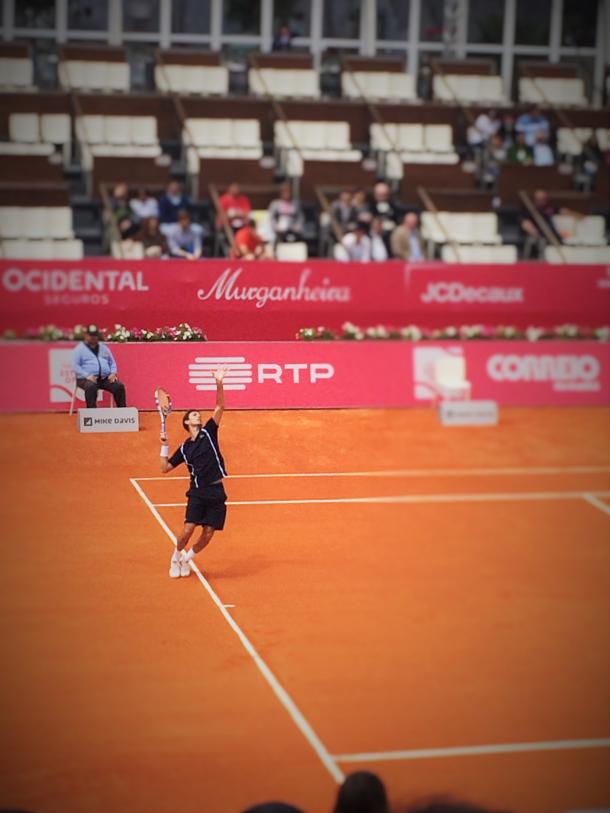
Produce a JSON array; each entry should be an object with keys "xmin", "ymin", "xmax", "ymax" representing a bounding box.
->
[{"xmin": 332, "ymin": 738, "xmax": 610, "ymax": 763}]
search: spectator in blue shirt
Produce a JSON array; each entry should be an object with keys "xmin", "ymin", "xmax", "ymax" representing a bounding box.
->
[
  {"xmin": 515, "ymin": 105, "xmax": 550, "ymax": 147},
  {"xmin": 159, "ymin": 180, "xmax": 192, "ymax": 232},
  {"xmin": 73, "ymin": 327, "xmax": 127, "ymax": 409},
  {"xmin": 166, "ymin": 208, "xmax": 204, "ymax": 260}
]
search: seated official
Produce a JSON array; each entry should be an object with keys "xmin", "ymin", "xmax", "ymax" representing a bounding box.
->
[{"xmin": 73, "ymin": 327, "xmax": 127, "ymax": 409}]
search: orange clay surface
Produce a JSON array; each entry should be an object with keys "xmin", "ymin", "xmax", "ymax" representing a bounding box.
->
[{"xmin": 0, "ymin": 407, "xmax": 609, "ymax": 813}]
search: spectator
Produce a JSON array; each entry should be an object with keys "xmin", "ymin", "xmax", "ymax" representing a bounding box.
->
[
  {"xmin": 467, "ymin": 108, "xmax": 500, "ymax": 148},
  {"xmin": 159, "ymin": 180, "xmax": 192, "ymax": 229},
  {"xmin": 352, "ymin": 188, "xmax": 372, "ymax": 225},
  {"xmin": 135, "ymin": 216, "xmax": 169, "ymax": 258},
  {"xmin": 331, "ymin": 190, "xmax": 358, "ymax": 234},
  {"xmin": 268, "ymin": 183, "xmax": 305, "ymax": 244},
  {"xmin": 110, "ymin": 182, "xmax": 138, "ymax": 239},
  {"xmin": 532, "ymin": 132, "xmax": 554, "ymax": 166},
  {"xmin": 370, "ymin": 182, "xmax": 399, "ymax": 236},
  {"xmin": 515, "ymin": 105, "xmax": 550, "ymax": 148},
  {"xmin": 130, "ymin": 187, "xmax": 159, "ymax": 222},
  {"xmin": 481, "ymin": 133, "xmax": 507, "ymax": 185},
  {"xmin": 333, "ymin": 770, "xmax": 389, "ymax": 813},
  {"xmin": 73, "ymin": 326, "xmax": 127, "ymax": 409},
  {"xmin": 507, "ymin": 132, "xmax": 533, "ymax": 165},
  {"xmin": 232, "ymin": 218, "xmax": 266, "ymax": 259},
  {"xmin": 390, "ymin": 212, "xmax": 424, "ymax": 260},
  {"xmin": 217, "ymin": 182, "xmax": 252, "ymax": 231},
  {"xmin": 520, "ymin": 188, "xmax": 584, "ymax": 249},
  {"xmin": 577, "ymin": 132, "xmax": 606, "ymax": 186},
  {"xmin": 340, "ymin": 223, "xmax": 372, "ymax": 262},
  {"xmin": 370, "ymin": 217, "xmax": 389, "ymax": 261},
  {"xmin": 272, "ymin": 23, "xmax": 293, "ymax": 51},
  {"xmin": 166, "ymin": 208, "xmax": 203, "ymax": 260},
  {"xmin": 498, "ymin": 112, "xmax": 517, "ymax": 148}
]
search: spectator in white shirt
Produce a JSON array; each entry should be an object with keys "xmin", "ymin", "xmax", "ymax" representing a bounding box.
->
[
  {"xmin": 533, "ymin": 132, "xmax": 555, "ymax": 166},
  {"xmin": 370, "ymin": 217, "xmax": 389, "ymax": 261},
  {"xmin": 467, "ymin": 108, "xmax": 500, "ymax": 148},
  {"xmin": 130, "ymin": 187, "xmax": 160, "ymax": 222},
  {"xmin": 340, "ymin": 224, "xmax": 371, "ymax": 262}
]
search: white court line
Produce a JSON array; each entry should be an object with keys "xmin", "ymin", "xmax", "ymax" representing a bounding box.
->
[
  {"xmin": 129, "ymin": 478, "xmax": 344, "ymax": 785},
  {"xmin": 151, "ymin": 490, "xmax": 610, "ymax": 508},
  {"xmin": 583, "ymin": 493, "xmax": 610, "ymax": 516},
  {"xmin": 133, "ymin": 465, "xmax": 610, "ymax": 482},
  {"xmin": 332, "ymin": 738, "xmax": 610, "ymax": 763}
]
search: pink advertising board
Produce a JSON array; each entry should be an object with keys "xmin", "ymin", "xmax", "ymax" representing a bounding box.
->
[
  {"xmin": 1, "ymin": 340, "xmax": 608, "ymax": 412},
  {"xmin": 0, "ymin": 259, "xmax": 608, "ymax": 339}
]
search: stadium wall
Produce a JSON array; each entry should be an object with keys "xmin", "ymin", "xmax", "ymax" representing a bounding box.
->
[
  {"xmin": 1, "ymin": 259, "xmax": 609, "ymax": 338},
  {"xmin": 1, "ymin": 340, "xmax": 608, "ymax": 412}
]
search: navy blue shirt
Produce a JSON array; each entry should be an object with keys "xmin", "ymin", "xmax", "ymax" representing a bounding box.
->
[{"xmin": 169, "ymin": 419, "xmax": 227, "ymax": 493}]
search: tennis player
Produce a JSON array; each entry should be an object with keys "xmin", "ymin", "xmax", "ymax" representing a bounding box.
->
[{"xmin": 159, "ymin": 367, "xmax": 228, "ymax": 578}]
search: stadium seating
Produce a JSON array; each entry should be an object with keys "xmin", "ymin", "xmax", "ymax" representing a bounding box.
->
[
  {"xmin": 556, "ymin": 127, "xmax": 610, "ymax": 156},
  {"xmin": 249, "ymin": 53, "xmax": 319, "ymax": 98},
  {"xmin": 0, "ymin": 237, "xmax": 83, "ymax": 259},
  {"xmin": 519, "ymin": 77, "xmax": 587, "ymax": 107},
  {"xmin": 275, "ymin": 241, "xmax": 308, "ymax": 261},
  {"xmin": 421, "ymin": 211, "xmax": 502, "ymax": 247},
  {"xmin": 0, "ymin": 42, "xmax": 34, "ymax": 91},
  {"xmin": 517, "ymin": 62, "xmax": 588, "ymax": 106},
  {"xmin": 342, "ymin": 71, "xmax": 416, "ymax": 102},
  {"xmin": 0, "ymin": 202, "xmax": 83, "ymax": 259},
  {"xmin": 552, "ymin": 215, "xmax": 607, "ymax": 246},
  {"xmin": 155, "ymin": 50, "xmax": 229, "ymax": 95},
  {"xmin": 433, "ymin": 74, "xmax": 506, "ymax": 105},
  {"xmin": 58, "ymin": 45, "xmax": 130, "ymax": 92},
  {"xmin": 275, "ymin": 120, "xmax": 362, "ymax": 177},
  {"xmin": 544, "ymin": 245, "xmax": 610, "ymax": 263},
  {"xmin": 0, "ymin": 112, "xmax": 71, "ymax": 164},
  {"xmin": 75, "ymin": 114, "xmax": 161, "ymax": 170},
  {"xmin": 441, "ymin": 244, "xmax": 518, "ymax": 263},
  {"xmin": 370, "ymin": 122, "xmax": 459, "ymax": 178}
]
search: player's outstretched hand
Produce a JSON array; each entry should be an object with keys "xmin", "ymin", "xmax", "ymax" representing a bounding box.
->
[
  {"xmin": 160, "ymin": 432, "xmax": 167, "ymax": 443},
  {"xmin": 213, "ymin": 366, "xmax": 229, "ymax": 383}
]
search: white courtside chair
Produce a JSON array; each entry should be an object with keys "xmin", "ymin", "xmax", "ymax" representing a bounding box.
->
[{"xmin": 433, "ymin": 356, "xmax": 471, "ymax": 402}]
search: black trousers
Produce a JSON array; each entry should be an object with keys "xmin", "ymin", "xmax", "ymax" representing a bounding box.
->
[{"xmin": 77, "ymin": 377, "xmax": 127, "ymax": 408}]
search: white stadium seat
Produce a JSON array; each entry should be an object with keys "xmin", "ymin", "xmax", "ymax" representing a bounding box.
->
[
  {"xmin": 441, "ymin": 244, "xmax": 518, "ymax": 263},
  {"xmin": 275, "ymin": 242, "xmax": 308, "ymax": 261},
  {"xmin": 544, "ymin": 245, "xmax": 610, "ymax": 263},
  {"xmin": 552, "ymin": 215, "xmax": 607, "ymax": 247},
  {"xmin": 9, "ymin": 113, "xmax": 40, "ymax": 143},
  {"xmin": 249, "ymin": 67, "xmax": 319, "ymax": 98},
  {"xmin": 0, "ymin": 57, "xmax": 34, "ymax": 89},
  {"xmin": 519, "ymin": 77, "xmax": 587, "ymax": 106}
]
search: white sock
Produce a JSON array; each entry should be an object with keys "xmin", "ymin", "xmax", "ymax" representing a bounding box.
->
[
  {"xmin": 184, "ymin": 549, "xmax": 195, "ymax": 562},
  {"xmin": 172, "ymin": 549, "xmax": 180, "ymax": 562}
]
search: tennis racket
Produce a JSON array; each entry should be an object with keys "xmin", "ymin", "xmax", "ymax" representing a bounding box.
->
[{"xmin": 155, "ymin": 387, "xmax": 172, "ymax": 442}]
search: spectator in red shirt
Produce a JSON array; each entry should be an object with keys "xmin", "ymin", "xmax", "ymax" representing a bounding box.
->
[
  {"xmin": 217, "ymin": 182, "xmax": 252, "ymax": 230},
  {"xmin": 232, "ymin": 219, "xmax": 266, "ymax": 259}
]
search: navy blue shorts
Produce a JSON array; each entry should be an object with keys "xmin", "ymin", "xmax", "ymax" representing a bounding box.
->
[{"xmin": 185, "ymin": 483, "xmax": 227, "ymax": 529}]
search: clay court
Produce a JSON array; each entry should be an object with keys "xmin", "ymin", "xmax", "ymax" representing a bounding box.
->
[{"xmin": 1, "ymin": 406, "xmax": 609, "ymax": 813}]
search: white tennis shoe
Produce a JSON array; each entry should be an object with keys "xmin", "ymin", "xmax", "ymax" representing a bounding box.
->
[
  {"xmin": 179, "ymin": 551, "xmax": 191, "ymax": 577},
  {"xmin": 169, "ymin": 552, "xmax": 181, "ymax": 578}
]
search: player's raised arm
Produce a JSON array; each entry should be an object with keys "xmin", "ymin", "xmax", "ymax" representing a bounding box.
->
[
  {"xmin": 212, "ymin": 367, "xmax": 228, "ymax": 425},
  {"xmin": 160, "ymin": 431, "xmax": 174, "ymax": 473}
]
